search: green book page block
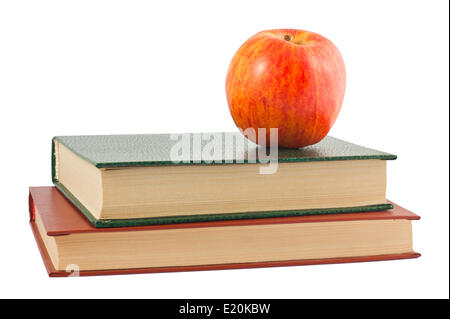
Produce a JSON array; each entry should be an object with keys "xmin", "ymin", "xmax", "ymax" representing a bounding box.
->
[{"xmin": 54, "ymin": 181, "xmax": 393, "ymax": 228}]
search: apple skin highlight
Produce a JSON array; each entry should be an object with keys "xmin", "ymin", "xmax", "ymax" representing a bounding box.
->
[{"xmin": 226, "ymin": 29, "xmax": 346, "ymax": 148}]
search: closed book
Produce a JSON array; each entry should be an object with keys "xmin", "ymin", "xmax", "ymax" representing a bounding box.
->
[
  {"xmin": 52, "ymin": 133, "xmax": 396, "ymax": 228},
  {"xmin": 29, "ymin": 186, "xmax": 419, "ymax": 277}
]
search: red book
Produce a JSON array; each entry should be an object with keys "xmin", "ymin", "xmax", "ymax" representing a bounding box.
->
[{"xmin": 29, "ymin": 186, "xmax": 420, "ymax": 277}]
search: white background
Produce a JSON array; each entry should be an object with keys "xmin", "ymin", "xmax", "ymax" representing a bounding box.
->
[{"xmin": 0, "ymin": 0, "xmax": 448, "ymax": 299}]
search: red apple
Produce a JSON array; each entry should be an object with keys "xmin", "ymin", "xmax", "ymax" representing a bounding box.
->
[{"xmin": 226, "ymin": 29, "xmax": 346, "ymax": 148}]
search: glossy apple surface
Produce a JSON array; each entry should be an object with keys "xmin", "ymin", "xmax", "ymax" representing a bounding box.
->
[{"xmin": 226, "ymin": 29, "xmax": 346, "ymax": 148}]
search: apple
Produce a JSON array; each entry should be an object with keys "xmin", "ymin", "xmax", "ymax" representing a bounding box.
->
[{"xmin": 225, "ymin": 29, "xmax": 346, "ymax": 148}]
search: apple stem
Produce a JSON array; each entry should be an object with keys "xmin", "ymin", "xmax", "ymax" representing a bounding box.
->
[{"xmin": 284, "ymin": 35, "xmax": 291, "ymax": 42}]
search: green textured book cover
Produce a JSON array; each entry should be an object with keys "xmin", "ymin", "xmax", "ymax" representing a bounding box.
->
[
  {"xmin": 52, "ymin": 132, "xmax": 396, "ymax": 228},
  {"xmin": 53, "ymin": 133, "xmax": 396, "ymax": 169}
]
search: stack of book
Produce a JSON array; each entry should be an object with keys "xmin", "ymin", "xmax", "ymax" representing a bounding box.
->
[{"xmin": 29, "ymin": 133, "xmax": 420, "ymax": 276}]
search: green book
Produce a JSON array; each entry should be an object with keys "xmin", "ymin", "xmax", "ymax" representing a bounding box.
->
[{"xmin": 52, "ymin": 132, "xmax": 396, "ymax": 228}]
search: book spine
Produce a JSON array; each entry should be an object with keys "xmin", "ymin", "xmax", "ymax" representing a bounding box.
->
[
  {"xmin": 51, "ymin": 138, "xmax": 57, "ymax": 183},
  {"xmin": 28, "ymin": 191, "xmax": 35, "ymax": 222}
]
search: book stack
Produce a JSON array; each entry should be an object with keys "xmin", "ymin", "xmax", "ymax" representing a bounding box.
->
[{"xmin": 30, "ymin": 133, "xmax": 420, "ymax": 276}]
